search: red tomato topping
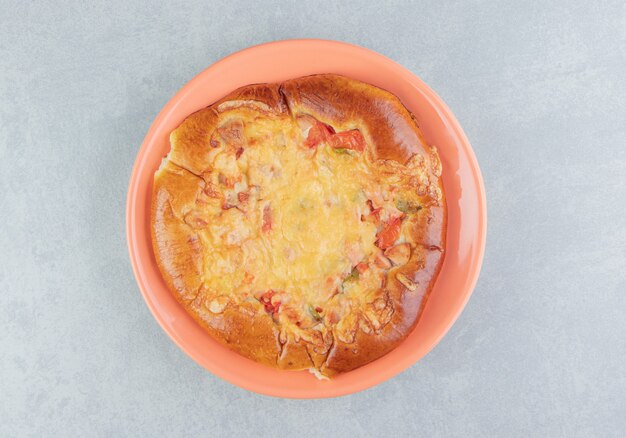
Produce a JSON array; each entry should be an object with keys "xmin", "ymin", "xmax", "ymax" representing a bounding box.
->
[
  {"xmin": 304, "ymin": 122, "xmax": 335, "ymax": 148},
  {"xmin": 259, "ymin": 290, "xmax": 274, "ymax": 303},
  {"xmin": 262, "ymin": 204, "xmax": 272, "ymax": 232},
  {"xmin": 259, "ymin": 290, "xmax": 280, "ymax": 314},
  {"xmin": 328, "ymin": 129, "xmax": 366, "ymax": 152},
  {"xmin": 375, "ymin": 217, "xmax": 403, "ymax": 249},
  {"xmin": 355, "ymin": 262, "xmax": 369, "ymax": 274},
  {"xmin": 238, "ymin": 191, "xmax": 249, "ymax": 203}
]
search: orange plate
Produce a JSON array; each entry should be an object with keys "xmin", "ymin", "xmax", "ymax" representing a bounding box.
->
[{"xmin": 126, "ymin": 39, "xmax": 487, "ymax": 398}]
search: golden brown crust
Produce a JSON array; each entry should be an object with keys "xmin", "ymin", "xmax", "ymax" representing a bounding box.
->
[
  {"xmin": 151, "ymin": 162, "xmax": 205, "ymax": 301},
  {"xmin": 280, "ymin": 74, "xmax": 432, "ymax": 164},
  {"xmin": 320, "ymin": 245, "xmax": 444, "ymax": 375},
  {"xmin": 189, "ymin": 300, "xmax": 281, "ymax": 367},
  {"xmin": 151, "ymin": 74, "xmax": 446, "ymax": 376},
  {"xmin": 167, "ymin": 108, "xmax": 219, "ymax": 176},
  {"xmin": 215, "ymin": 83, "xmax": 289, "ymax": 114}
]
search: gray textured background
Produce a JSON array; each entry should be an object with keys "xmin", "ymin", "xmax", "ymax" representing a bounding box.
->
[{"xmin": 1, "ymin": 1, "xmax": 625, "ymax": 436}]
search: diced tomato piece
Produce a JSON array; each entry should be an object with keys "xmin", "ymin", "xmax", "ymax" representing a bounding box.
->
[
  {"xmin": 259, "ymin": 290, "xmax": 274, "ymax": 303},
  {"xmin": 375, "ymin": 217, "xmax": 403, "ymax": 249},
  {"xmin": 259, "ymin": 290, "xmax": 281, "ymax": 314},
  {"xmin": 304, "ymin": 122, "xmax": 335, "ymax": 148},
  {"xmin": 262, "ymin": 204, "xmax": 272, "ymax": 232},
  {"xmin": 329, "ymin": 130, "xmax": 365, "ymax": 152},
  {"xmin": 238, "ymin": 191, "xmax": 249, "ymax": 203},
  {"xmin": 355, "ymin": 262, "xmax": 369, "ymax": 274},
  {"xmin": 261, "ymin": 300, "xmax": 279, "ymax": 314}
]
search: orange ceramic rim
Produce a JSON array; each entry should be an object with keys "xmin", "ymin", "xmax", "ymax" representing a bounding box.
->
[{"xmin": 126, "ymin": 39, "xmax": 487, "ymax": 398}]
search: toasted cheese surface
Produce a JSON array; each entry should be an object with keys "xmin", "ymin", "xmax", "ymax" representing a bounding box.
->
[
  {"xmin": 151, "ymin": 75, "xmax": 446, "ymax": 377},
  {"xmin": 205, "ymin": 119, "xmax": 378, "ymax": 305}
]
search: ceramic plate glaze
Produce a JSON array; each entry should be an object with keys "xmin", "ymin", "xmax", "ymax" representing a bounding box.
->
[{"xmin": 126, "ymin": 39, "xmax": 487, "ymax": 398}]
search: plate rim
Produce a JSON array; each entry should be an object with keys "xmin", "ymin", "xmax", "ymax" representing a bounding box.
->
[{"xmin": 126, "ymin": 38, "xmax": 487, "ymax": 398}]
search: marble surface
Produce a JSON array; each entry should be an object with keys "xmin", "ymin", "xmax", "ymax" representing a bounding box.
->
[{"xmin": 1, "ymin": 1, "xmax": 625, "ymax": 436}]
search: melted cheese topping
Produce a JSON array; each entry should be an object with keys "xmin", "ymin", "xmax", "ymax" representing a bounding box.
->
[
  {"xmin": 200, "ymin": 118, "xmax": 378, "ymax": 307},
  {"xmin": 171, "ymin": 111, "xmax": 439, "ymax": 343}
]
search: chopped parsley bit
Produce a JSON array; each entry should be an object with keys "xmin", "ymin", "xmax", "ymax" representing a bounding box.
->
[
  {"xmin": 333, "ymin": 148, "xmax": 352, "ymax": 155},
  {"xmin": 344, "ymin": 267, "xmax": 360, "ymax": 282},
  {"xmin": 308, "ymin": 304, "xmax": 322, "ymax": 321},
  {"xmin": 396, "ymin": 199, "xmax": 422, "ymax": 214}
]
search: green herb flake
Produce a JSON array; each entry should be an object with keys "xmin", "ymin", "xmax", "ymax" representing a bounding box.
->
[
  {"xmin": 344, "ymin": 267, "xmax": 360, "ymax": 282},
  {"xmin": 333, "ymin": 148, "xmax": 352, "ymax": 155},
  {"xmin": 308, "ymin": 304, "xmax": 322, "ymax": 321},
  {"xmin": 396, "ymin": 199, "xmax": 422, "ymax": 214}
]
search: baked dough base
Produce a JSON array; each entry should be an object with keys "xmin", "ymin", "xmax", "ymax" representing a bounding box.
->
[{"xmin": 151, "ymin": 74, "xmax": 446, "ymax": 377}]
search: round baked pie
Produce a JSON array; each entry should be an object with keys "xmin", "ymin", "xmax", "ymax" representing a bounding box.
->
[{"xmin": 151, "ymin": 74, "xmax": 446, "ymax": 378}]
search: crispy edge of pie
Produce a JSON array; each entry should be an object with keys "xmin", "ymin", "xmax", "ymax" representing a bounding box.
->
[{"xmin": 151, "ymin": 74, "xmax": 447, "ymax": 375}]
